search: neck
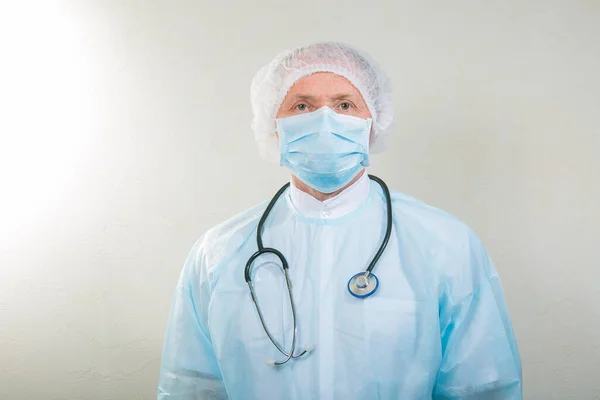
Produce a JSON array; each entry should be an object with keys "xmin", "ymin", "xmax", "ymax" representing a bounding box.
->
[{"xmin": 291, "ymin": 169, "xmax": 366, "ymax": 202}]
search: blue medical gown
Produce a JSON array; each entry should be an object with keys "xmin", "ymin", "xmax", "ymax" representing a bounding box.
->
[{"xmin": 158, "ymin": 182, "xmax": 522, "ymax": 399}]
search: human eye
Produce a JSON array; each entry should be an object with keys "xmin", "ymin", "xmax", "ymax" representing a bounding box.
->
[{"xmin": 339, "ymin": 102, "xmax": 352, "ymax": 111}]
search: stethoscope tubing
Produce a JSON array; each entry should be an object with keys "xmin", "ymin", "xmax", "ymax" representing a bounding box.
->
[{"xmin": 244, "ymin": 174, "xmax": 392, "ymax": 365}]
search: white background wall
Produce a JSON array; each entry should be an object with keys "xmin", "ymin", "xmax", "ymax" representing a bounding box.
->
[{"xmin": 0, "ymin": 1, "xmax": 598, "ymax": 399}]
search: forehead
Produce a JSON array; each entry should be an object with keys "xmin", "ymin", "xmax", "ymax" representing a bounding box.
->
[{"xmin": 286, "ymin": 72, "xmax": 362, "ymax": 98}]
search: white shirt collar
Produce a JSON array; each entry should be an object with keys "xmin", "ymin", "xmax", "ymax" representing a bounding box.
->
[{"xmin": 288, "ymin": 171, "xmax": 371, "ymax": 219}]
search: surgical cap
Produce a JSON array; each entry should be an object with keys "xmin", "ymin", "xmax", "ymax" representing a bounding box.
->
[{"xmin": 250, "ymin": 42, "xmax": 394, "ymax": 163}]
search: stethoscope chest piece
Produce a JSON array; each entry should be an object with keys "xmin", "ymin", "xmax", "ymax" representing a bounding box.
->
[{"xmin": 347, "ymin": 272, "xmax": 379, "ymax": 298}]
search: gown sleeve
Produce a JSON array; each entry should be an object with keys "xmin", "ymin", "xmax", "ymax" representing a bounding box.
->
[
  {"xmin": 157, "ymin": 238, "xmax": 227, "ymax": 400},
  {"xmin": 433, "ymin": 230, "xmax": 523, "ymax": 400}
]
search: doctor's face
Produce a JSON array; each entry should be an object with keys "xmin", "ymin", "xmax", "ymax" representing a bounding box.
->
[{"xmin": 276, "ymin": 72, "xmax": 372, "ymax": 120}]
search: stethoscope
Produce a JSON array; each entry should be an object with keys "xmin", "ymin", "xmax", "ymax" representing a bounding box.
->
[{"xmin": 244, "ymin": 174, "xmax": 393, "ymax": 366}]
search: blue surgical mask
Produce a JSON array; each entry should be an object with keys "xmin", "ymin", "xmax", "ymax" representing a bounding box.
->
[{"xmin": 277, "ymin": 107, "xmax": 372, "ymax": 194}]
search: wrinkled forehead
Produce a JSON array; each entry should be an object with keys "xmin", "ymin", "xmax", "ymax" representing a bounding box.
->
[{"xmin": 275, "ymin": 46, "xmax": 377, "ymax": 109}]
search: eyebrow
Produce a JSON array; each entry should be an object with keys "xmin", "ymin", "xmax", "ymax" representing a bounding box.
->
[
  {"xmin": 329, "ymin": 93, "xmax": 355, "ymax": 101},
  {"xmin": 292, "ymin": 94, "xmax": 318, "ymax": 102},
  {"xmin": 290, "ymin": 92, "xmax": 357, "ymax": 102}
]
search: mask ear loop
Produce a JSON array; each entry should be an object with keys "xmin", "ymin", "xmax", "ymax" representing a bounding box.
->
[
  {"xmin": 363, "ymin": 118, "xmax": 373, "ymax": 167},
  {"xmin": 273, "ymin": 120, "xmax": 284, "ymax": 167}
]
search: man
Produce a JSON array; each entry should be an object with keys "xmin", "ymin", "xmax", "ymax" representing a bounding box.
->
[{"xmin": 158, "ymin": 42, "xmax": 522, "ymax": 399}]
